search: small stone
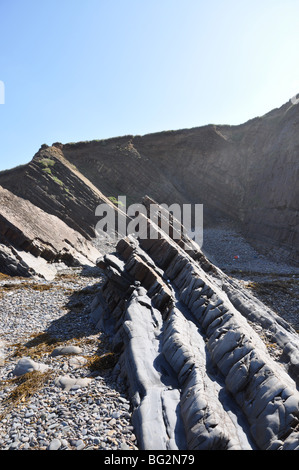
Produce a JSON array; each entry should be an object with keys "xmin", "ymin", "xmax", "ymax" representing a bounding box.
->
[
  {"xmin": 54, "ymin": 375, "xmax": 92, "ymax": 391},
  {"xmin": 75, "ymin": 439, "xmax": 85, "ymax": 450},
  {"xmin": 9, "ymin": 440, "xmax": 20, "ymax": 450},
  {"xmin": 51, "ymin": 346, "xmax": 83, "ymax": 357},
  {"xmin": 91, "ymin": 437, "xmax": 101, "ymax": 445},
  {"xmin": 48, "ymin": 439, "xmax": 61, "ymax": 450},
  {"xmin": 60, "ymin": 439, "xmax": 69, "ymax": 448},
  {"xmin": 121, "ymin": 442, "xmax": 130, "ymax": 450},
  {"xmin": 69, "ymin": 356, "xmax": 87, "ymax": 369}
]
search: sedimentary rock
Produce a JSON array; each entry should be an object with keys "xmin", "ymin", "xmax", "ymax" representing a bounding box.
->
[
  {"xmin": 50, "ymin": 346, "xmax": 83, "ymax": 357},
  {"xmin": 0, "ymin": 243, "xmax": 34, "ymax": 278},
  {"xmin": 54, "ymin": 376, "xmax": 92, "ymax": 392},
  {"xmin": 59, "ymin": 100, "xmax": 298, "ymax": 264},
  {"xmin": 90, "ymin": 212, "xmax": 299, "ymax": 450},
  {"xmin": 0, "ymin": 185, "xmax": 101, "ymax": 278},
  {"xmin": 0, "ymin": 97, "xmax": 298, "ymax": 264}
]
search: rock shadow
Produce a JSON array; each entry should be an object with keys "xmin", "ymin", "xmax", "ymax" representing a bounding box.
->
[{"xmin": 45, "ymin": 275, "xmax": 104, "ymax": 342}]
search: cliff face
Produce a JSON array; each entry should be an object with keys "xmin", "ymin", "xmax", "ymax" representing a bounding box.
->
[
  {"xmin": 0, "ymin": 98, "xmax": 298, "ymax": 268},
  {"xmin": 60, "ymin": 99, "xmax": 298, "ymax": 263},
  {"xmin": 0, "ymin": 145, "xmax": 118, "ymax": 240},
  {"xmin": 0, "ymin": 146, "xmax": 120, "ymax": 277}
]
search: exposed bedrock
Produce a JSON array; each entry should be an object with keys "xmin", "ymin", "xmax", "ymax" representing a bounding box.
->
[
  {"xmin": 0, "ymin": 185, "xmax": 100, "ymax": 279},
  {"xmin": 90, "ymin": 218, "xmax": 299, "ymax": 450},
  {"xmin": 1, "ymin": 98, "xmax": 298, "ymax": 265},
  {"xmin": 60, "ymin": 100, "xmax": 299, "ymax": 264}
]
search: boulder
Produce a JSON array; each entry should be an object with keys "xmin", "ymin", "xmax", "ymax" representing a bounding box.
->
[
  {"xmin": 12, "ymin": 357, "xmax": 49, "ymax": 376},
  {"xmin": 50, "ymin": 345, "xmax": 83, "ymax": 357},
  {"xmin": 54, "ymin": 375, "xmax": 92, "ymax": 392}
]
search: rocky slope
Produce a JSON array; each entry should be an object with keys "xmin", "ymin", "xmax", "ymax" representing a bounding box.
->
[
  {"xmin": 0, "ymin": 145, "xmax": 126, "ymax": 278},
  {"xmin": 0, "ymin": 145, "xmax": 119, "ymax": 241},
  {"xmin": 0, "ymin": 185, "xmax": 100, "ymax": 279}
]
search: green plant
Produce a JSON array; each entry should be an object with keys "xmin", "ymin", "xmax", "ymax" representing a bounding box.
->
[
  {"xmin": 108, "ymin": 196, "xmax": 125, "ymax": 208},
  {"xmin": 51, "ymin": 175, "xmax": 64, "ymax": 186},
  {"xmin": 40, "ymin": 158, "xmax": 55, "ymax": 168}
]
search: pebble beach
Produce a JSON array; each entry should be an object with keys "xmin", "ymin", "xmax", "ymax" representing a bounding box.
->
[
  {"xmin": 0, "ymin": 267, "xmax": 138, "ymax": 451},
  {"xmin": 0, "ymin": 221, "xmax": 298, "ymax": 451}
]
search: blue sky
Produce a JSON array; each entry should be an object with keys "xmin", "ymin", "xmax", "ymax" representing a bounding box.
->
[{"xmin": 0, "ymin": 0, "xmax": 299, "ymax": 171}]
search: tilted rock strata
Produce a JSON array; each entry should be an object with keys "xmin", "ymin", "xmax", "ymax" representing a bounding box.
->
[
  {"xmin": 0, "ymin": 145, "xmax": 125, "ymax": 241},
  {"xmin": 0, "ymin": 185, "xmax": 100, "ymax": 278},
  {"xmin": 0, "ymin": 98, "xmax": 298, "ymax": 264},
  {"xmin": 91, "ymin": 224, "xmax": 299, "ymax": 450},
  {"xmin": 60, "ymin": 100, "xmax": 299, "ymax": 264}
]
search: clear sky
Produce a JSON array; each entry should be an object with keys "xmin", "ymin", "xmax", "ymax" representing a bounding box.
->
[{"xmin": 0, "ymin": 0, "xmax": 299, "ymax": 171}]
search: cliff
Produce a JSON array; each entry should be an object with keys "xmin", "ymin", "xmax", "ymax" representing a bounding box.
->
[
  {"xmin": 59, "ymin": 99, "xmax": 298, "ymax": 263},
  {"xmin": 0, "ymin": 97, "xmax": 298, "ymax": 278}
]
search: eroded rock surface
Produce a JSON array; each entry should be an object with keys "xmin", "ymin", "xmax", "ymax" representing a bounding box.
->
[{"xmin": 90, "ymin": 213, "xmax": 299, "ymax": 450}]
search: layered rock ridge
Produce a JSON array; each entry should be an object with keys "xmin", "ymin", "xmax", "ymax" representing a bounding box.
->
[
  {"xmin": 0, "ymin": 185, "xmax": 100, "ymax": 279},
  {"xmin": 90, "ymin": 203, "xmax": 299, "ymax": 450},
  {"xmin": 0, "ymin": 145, "xmax": 127, "ymax": 278},
  {"xmin": 1, "ymin": 97, "xmax": 298, "ymax": 265},
  {"xmin": 0, "ymin": 144, "xmax": 121, "ymax": 241}
]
